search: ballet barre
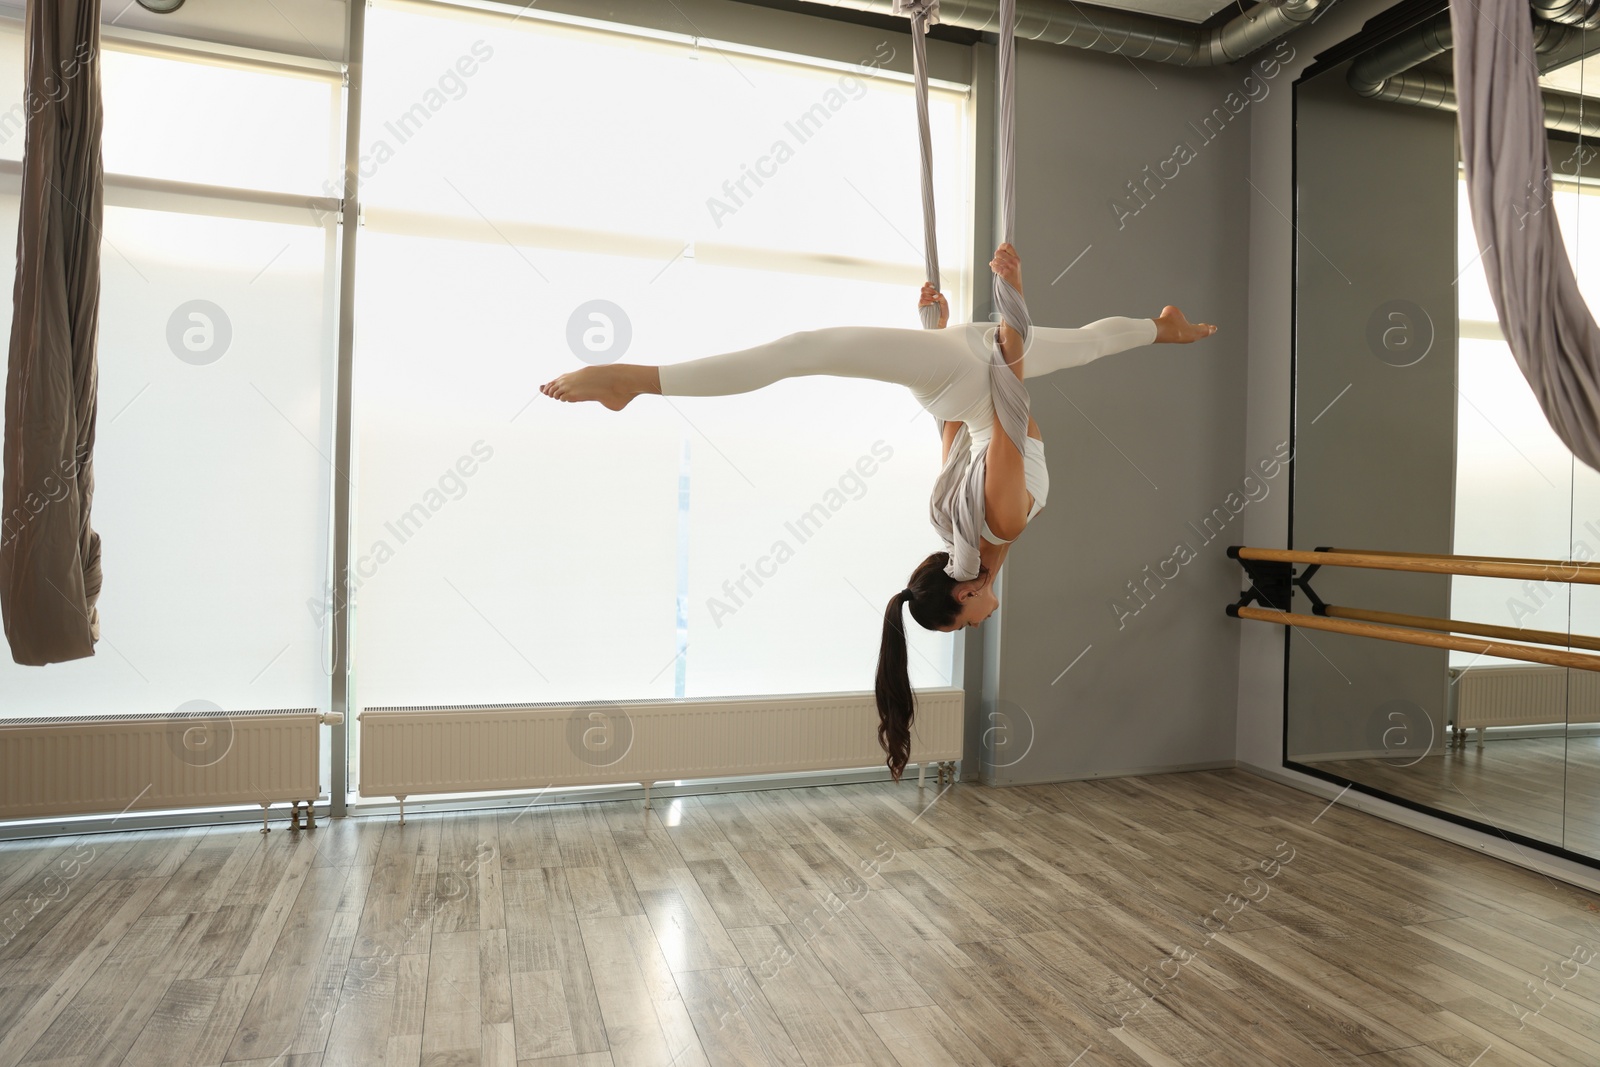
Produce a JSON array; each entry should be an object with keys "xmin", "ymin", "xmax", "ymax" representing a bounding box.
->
[
  {"xmin": 1229, "ymin": 545, "xmax": 1600, "ymax": 585},
  {"xmin": 1224, "ymin": 545, "xmax": 1600, "ymax": 673}
]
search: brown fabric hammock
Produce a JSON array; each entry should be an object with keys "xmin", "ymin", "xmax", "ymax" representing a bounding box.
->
[{"xmin": 1, "ymin": 0, "xmax": 103, "ymax": 666}]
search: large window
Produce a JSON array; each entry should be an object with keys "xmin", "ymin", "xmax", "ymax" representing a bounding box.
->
[
  {"xmin": 352, "ymin": 2, "xmax": 970, "ymax": 711},
  {"xmin": 0, "ymin": 3, "xmax": 972, "ymax": 801},
  {"xmin": 0, "ymin": 22, "xmax": 343, "ymax": 721}
]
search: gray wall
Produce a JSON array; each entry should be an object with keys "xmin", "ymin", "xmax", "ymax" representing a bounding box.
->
[
  {"xmin": 1238, "ymin": 0, "xmax": 1430, "ymax": 771},
  {"xmin": 982, "ymin": 37, "xmax": 1258, "ymax": 784},
  {"xmin": 1285, "ymin": 59, "xmax": 1458, "ymax": 762}
]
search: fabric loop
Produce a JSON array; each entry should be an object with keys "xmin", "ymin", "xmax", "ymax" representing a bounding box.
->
[
  {"xmin": 907, "ymin": 0, "xmax": 942, "ymax": 331},
  {"xmin": 891, "ymin": 0, "xmax": 940, "ymax": 31},
  {"xmin": 914, "ymin": 0, "xmax": 1031, "ymax": 580}
]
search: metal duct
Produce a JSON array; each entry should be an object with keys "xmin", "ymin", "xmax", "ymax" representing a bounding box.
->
[
  {"xmin": 1346, "ymin": 10, "xmax": 1454, "ymax": 96},
  {"xmin": 788, "ymin": 0, "xmax": 1330, "ymax": 65},
  {"xmin": 1533, "ymin": 0, "xmax": 1600, "ymax": 30},
  {"xmin": 1346, "ymin": 9, "xmax": 1600, "ymax": 138},
  {"xmin": 1354, "ymin": 72, "xmax": 1600, "ymax": 137},
  {"xmin": 1349, "ymin": 10, "xmax": 1573, "ymax": 95}
]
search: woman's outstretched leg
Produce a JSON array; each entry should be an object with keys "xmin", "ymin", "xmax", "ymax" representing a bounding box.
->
[
  {"xmin": 1020, "ymin": 307, "xmax": 1215, "ymax": 379},
  {"xmin": 1020, "ymin": 316, "xmax": 1157, "ymax": 378},
  {"xmin": 542, "ymin": 326, "xmax": 945, "ymax": 410},
  {"xmin": 541, "ymin": 363, "xmax": 660, "ymax": 411}
]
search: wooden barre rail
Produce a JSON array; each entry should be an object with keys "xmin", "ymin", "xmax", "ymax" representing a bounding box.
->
[
  {"xmin": 1324, "ymin": 546, "xmax": 1600, "ymax": 569},
  {"xmin": 1231, "ymin": 546, "xmax": 1600, "ymax": 585},
  {"xmin": 1319, "ymin": 605, "xmax": 1600, "ymax": 654},
  {"xmin": 1228, "ymin": 605, "xmax": 1600, "ymax": 672}
]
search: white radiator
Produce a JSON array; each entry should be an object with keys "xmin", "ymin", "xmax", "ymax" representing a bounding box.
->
[
  {"xmin": 359, "ymin": 688, "xmax": 965, "ymax": 802},
  {"xmin": 1448, "ymin": 664, "xmax": 1600, "ymax": 739},
  {"xmin": 0, "ymin": 710, "xmax": 334, "ymax": 821}
]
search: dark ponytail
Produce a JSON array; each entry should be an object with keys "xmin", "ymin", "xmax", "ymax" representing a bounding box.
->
[{"xmin": 875, "ymin": 551, "xmax": 962, "ymax": 781}]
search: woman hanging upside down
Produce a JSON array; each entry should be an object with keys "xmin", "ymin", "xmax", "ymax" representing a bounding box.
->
[{"xmin": 541, "ymin": 243, "xmax": 1217, "ymax": 780}]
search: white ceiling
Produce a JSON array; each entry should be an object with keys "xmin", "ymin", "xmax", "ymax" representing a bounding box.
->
[{"xmin": 1542, "ymin": 52, "xmax": 1600, "ymax": 95}]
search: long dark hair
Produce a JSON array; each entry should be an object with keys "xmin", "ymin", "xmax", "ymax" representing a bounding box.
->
[{"xmin": 875, "ymin": 551, "xmax": 962, "ymax": 782}]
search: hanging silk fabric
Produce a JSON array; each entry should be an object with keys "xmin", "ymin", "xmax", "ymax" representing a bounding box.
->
[
  {"xmin": 894, "ymin": 0, "xmax": 1034, "ymax": 581},
  {"xmin": 1452, "ymin": 0, "xmax": 1600, "ymax": 476}
]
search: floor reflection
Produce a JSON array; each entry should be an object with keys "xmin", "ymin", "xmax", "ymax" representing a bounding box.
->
[{"xmin": 1310, "ymin": 735, "xmax": 1600, "ymax": 857}]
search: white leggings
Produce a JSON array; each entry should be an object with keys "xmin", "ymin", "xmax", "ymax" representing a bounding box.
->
[{"xmin": 655, "ymin": 317, "xmax": 1159, "ymax": 431}]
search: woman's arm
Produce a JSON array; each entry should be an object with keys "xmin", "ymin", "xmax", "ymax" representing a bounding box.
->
[
  {"xmin": 982, "ymin": 417, "xmax": 1039, "ymax": 543},
  {"xmin": 940, "ymin": 418, "xmax": 961, "ymax": 464}
]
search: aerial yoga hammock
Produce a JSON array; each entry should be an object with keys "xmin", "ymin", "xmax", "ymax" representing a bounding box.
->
[{"xmin": 540, "ymin": 0, "xmax": 1218, "ymax": 780}]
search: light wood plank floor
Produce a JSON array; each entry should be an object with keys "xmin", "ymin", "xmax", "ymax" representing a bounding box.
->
[{"xmin": 3, "ymin": 768, "xmax": 1600, "ymax": 1067}]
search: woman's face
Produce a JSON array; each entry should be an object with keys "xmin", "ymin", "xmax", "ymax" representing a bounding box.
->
[{"xmin": 942, "ymin": 578, "xmax": 998, "ymax": 630}]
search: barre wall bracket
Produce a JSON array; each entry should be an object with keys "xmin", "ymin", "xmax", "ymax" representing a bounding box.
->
[{"xmin": 1225, "ymin": 545, "xmax": 1328, "ymax": 616}]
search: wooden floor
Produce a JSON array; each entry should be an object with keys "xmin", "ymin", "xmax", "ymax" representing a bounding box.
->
[
  {"xmin": 3, "ymin": 768, "xmax": 1600, "ymax": 1067},
  {"xmin": 1314, "ymin": 735, "xmax": 1600, "ymax": 857}
]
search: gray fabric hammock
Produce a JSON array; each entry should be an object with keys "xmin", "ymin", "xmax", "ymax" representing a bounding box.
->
[
  {"xmin": 1452, "ymin": 0, "xmax": 1600, "ymax": 475},
  {"xmin": 896, "ymin": 0, "xmax": 1033, "ymax": 582}
]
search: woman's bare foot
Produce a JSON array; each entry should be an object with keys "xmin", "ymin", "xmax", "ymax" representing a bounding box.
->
[
  {"xmin": 540, "ymin": 364, "xmax": 655, "ymax": 411},
  {"xmin": 1152, "ymin": 306, "xmax": 1217, "ymax": 343}
]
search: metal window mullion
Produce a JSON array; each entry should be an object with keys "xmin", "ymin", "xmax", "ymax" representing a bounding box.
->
[
  {"xmin": 329, "ymin": 0, "xmax": 367, "ymax": 819},
  {"xmin": 362, "ymin": 207, "xmax": 938, "ymax": 285},
  {"xmin": 0, "ymin": 160, "xmax": 341, "ymax": 223}
]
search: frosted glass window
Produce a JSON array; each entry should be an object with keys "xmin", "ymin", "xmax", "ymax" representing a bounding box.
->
[
  {"xmin": 0, "ymin": 22, "xmax": 340, "ymax": 197},
  {"xmin": 1454, "ymin": 177, "xmax": 1501, "ymax": 326},
  {"xmin": 357, "ymin": 9, "xmax": 966, "ymax": 268},
  {"xmin": 354, "ymin": 3, "xmax": 966, "ymax": 707},
  {"xmin": 0, "ymin": 201, "xmax": 339, "ymax": 716}
]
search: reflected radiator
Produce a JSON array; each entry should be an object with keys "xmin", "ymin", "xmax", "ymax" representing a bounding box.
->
[
  {"xmin": 0, "ymin": 710, "xmax": 333, "ymax": 821},
  {"xmin": 1448, "ymin": 664, "xmax": 1600, "ymax": 734},
  {"xmin": 358, "ymin": 688, "xmax": 965, "ymax": 801}
]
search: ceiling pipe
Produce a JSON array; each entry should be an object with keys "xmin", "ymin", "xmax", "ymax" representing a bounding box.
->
[
  {"xmin": 1352, "ymin": 71, "xmax": 1600, "ymax": 139},
  {"xmin": 1533, "ymin": 0, "xmax": 1600, "ymax": 30},
  {"xmin": 1348, "ymin": 8, "xmax": 1575, "ymax": 95},
  {"xmin": 1345, "ymin": 9, "xmax": 1454, "ymax": 97},
  {"xmin": 1345, "ymin": 8, "xmax": 1600, "ymax": 137},
  {"xmin": 780, "ymin": 0, "xmax": 1332, "ymax": 65}
]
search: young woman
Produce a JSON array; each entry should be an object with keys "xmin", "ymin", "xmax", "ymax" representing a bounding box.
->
[{"xmin": 541, "ymin": 243, "xmax": 1217, "ymax": 780}]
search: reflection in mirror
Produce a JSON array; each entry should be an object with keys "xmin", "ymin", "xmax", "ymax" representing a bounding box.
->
[{"xmin": 1288, "ymin": 15, "xmax": 1600, "ymax": 860}]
